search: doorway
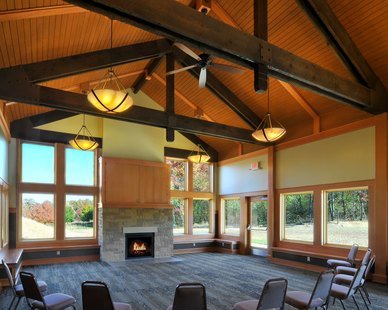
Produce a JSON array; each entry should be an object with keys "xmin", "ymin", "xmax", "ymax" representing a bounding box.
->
[{"xmin": 249, "ymin": 196, "xmax": 268, "ymax": 250}]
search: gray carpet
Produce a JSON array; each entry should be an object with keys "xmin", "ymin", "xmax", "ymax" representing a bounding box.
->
[{"xmin": 1, "ymin": 253, "xmax": 387, "ymax": 309}]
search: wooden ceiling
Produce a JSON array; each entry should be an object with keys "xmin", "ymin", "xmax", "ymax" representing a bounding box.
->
[{"xmin": 0, "ymin": 0, "xmax": 386, "ymax": 160}]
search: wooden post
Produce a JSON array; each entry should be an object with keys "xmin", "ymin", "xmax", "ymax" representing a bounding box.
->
[
  {"xmin": 267, "ymin": 146, "xmax": 275, "ymax": 255},
  {"xmin": 166, "ymin": 53, "xmax": 175, "ymax": 142},
  {"xmin": 253, "ymin": 0, "xmax": 268, "ymax": 93}
]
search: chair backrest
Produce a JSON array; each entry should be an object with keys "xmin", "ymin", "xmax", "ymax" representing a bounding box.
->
[
  {"xmin": 363, "ymin": 255, "xmax": 376, "ymax": 279},
  {"xmin": 20, "ymin": 271, "xmax": 45, "ymax": 304},
  {"xmin": 347, "ymin": 244, "xmax": 359, "ymax": 264},
  {"xmin": 347, "ymin": 265, "xmax": 366, "ymax": 297},
  {"xmin": 82, "ymin": 281, "xmax": 115, "ymax": 310},
  {"xmin": 2, "ymin": 259, "xmax": 16, "ymax": 294},
  {"xmin": 361, "ymin": 249, "xmax": 372, "ymax": 266},
  {"xmin": 172, "ymin": 283, "xmax": 207, "ymax": 310},
  {"xmin": 257, "ymin": 278, "xmax": 287, "ymax": 310},
  {"xmin": 309, "ymin": 270, "xmax": 335, "ymax": 307}
]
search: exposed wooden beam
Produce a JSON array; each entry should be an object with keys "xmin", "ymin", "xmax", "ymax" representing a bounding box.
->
[
  {"xmin": 0, "ymin": 5, "xmax": 87, "ymax": 22},
  {"xmin": 65, "ymin": 0, "xmax": 384, "ymax": 113},
  {"xmin": 0, "ymin": 101, "xmax": 11, "ymax": 141},
  {"xmin": 278, "ymin": 81, "xmax": 321, "ymax": 134},
  {"xmin": 22, "ymin": 39, "xmax": 171, "ymax": 83},
  {"xmin": 174, "ymin": 48, "xmax": 261, "ymax": 128},
  {"xmin": 132, "ymin": 57, "xmax": 163, "ymax": 94},
  {"xmin": 253, "ymin": 0, "xmax": 268, "ymax": 93},
  {"xmin": 0, "ymin": 67, "xmax": 260, "ymax": 144},
  {"xmin": 166, "ymin": 53, "xmax": 175, "ymax": 142},
  {"xmin": 153, "ymin": 73, "xmax": 214, "ymax": 122}
]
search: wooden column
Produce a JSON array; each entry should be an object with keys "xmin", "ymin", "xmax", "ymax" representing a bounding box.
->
[
  {"xmin": 166, "ymin": 53, "xmax": 175, "ymax": 142},
  {"xmin": 239, "ymin": 196, "xmax": 249, "ymax": 254},
  {"xmin": 267, "ymin": 146, "xmax": 275, "ymax": 255},
  {"xmin": 313, "ymin": 189, "xmax": 322, "ymax": 245},
  {"xmin": 374, "ymin": 113, "xmax": 388, "ymax": 283},
  {"xmin": 55, "ymin": 143, "xmax": 65, "ymax": 241},
  {"xmin": 253, "ymin": 0, "xmax": 268, "ymax": 93},
  {"xmin": 187, "ymin": 161, "xmax": 193, "ymax": 235}
]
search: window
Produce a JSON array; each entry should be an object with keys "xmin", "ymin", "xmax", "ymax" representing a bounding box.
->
[
  {"xmin": 324, "ymin": 188, "xmax": 368, "ymax": 247},
  {"xmin": 166, "ymin": 159, "xmax": 186, "ymax": 190},
  {"xmin": 167, "ymin": 157, "xmax": 214, "ymax": 237},
  {"xmin": 65, "ymin": 195, "xmax": 94, "ymax": 238},
  {"xmin": 193, "ymin": 199, "xmax": 211, "ymax": 234},
  {"xmin": 251, "ymin": 200, "xmax": 268, "ymax": 248},
  {"xmin": 21, "ymin": 193, "xmax": 55, "ymax": 240},
  {"xmin": 281, "ymin": 192, "xmax": 314, "ymax": 242},
  {"xmin": 193, "ymin": 163, "xmax": 211, "ymax": 192},
  {"xmin": 22, "ymin": 143, "xmax": 55, "ymax": 184},
  {"xmin": 66, "ymin": 148, "xmax": 95, "ymax": 186},
  {"xmin": 171, "ymin": 198, "xmax": 186, "ymax": 235},
  {"xmin": 19, "ymin": 142, "xmax": 98, "ymax": 244},
  {"xmin": 223, "ymin": 199, "xmax": 240, "ymax": 235}
]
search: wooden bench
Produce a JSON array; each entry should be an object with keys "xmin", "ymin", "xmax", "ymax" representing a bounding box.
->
[
  {"xmin": 173, "ymin": 238, "xmax": 239, "ymax": 254},
  {"xmin": 0, "ymin": 247, "xmax": 23, "ymax": 291}
]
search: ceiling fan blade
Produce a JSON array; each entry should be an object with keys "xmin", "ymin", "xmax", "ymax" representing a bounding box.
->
[
  {"xmin": 199, "ymin": 67, "xmax": 207, "ymax": 88},
  {"xmin": 166, "ymin": 64, "xmax": 197, "ymax": 75},
  {"xmin": 174, "ymin": 42, "xmax": 202, "ymax": 61},
  {"xmin": 211, "ymin": 63, "xmax": 245, "ymax": 74}
]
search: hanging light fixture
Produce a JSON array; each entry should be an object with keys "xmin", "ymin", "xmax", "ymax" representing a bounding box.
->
[
  {"xmin": 187, "ymin": 144, "xmax": 211, "ymax": 163},
  {"xmin": 87, "ymin": 19, "xmax": 133, "ymax": 113},
  {"xmin": 252, "ymin": 82, "xmax": 286, "ymax": 142},
  {"xmin": 69, "ymin": 114, "xmax": 99, "ymax": 151}
]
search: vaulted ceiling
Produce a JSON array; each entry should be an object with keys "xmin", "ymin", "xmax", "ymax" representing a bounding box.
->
[{"xmin": 0, "ymin": 0, "xmax": 387, "ymax": 160}]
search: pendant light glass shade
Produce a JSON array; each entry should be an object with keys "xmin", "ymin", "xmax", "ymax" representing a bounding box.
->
[
  {"xmin": 187, "ymin": 144, "xmax": 211, "ymax": 163},
  {"xmin": 252, "ymin": 81, "xmax": 286, "ymax": 143},
  {"xmin": 87, "ymin": 19, "xmax": 133, "ymax": 113},
  {"xmin": 252, "ymin": 113, "xmax": 286, "ymax": 142},
  {"xmin": 69, "ymin": 115, "xmax": 99, "ymax": 151},
  {"xmin": 87, "ymin": 69, "xmax": 133, "ymax": 113}
]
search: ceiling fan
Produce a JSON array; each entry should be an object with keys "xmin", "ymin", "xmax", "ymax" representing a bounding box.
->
[{"xmin": 166, "ymin": 43, "xmax": 244, "ymax": 88}]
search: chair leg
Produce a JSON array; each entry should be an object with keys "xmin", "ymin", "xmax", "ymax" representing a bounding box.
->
[
  {"xmin": 362, "ymin": 286, "xmax": 371, "ymax": 304},
  {"xmin": 332, "ymin": 297, "xmax": 336, "ymax": 305},
  {"xmin": 14, "ymin": 296, "xmax": 22, "ymax": 309},
  {"xmin": 339, "ymin": 299, "xmax": 346, "ymax": 310},
  {"xmin": 352, "ymin": 295, "xmax": 360, "ymax": 310},
  {"xmin": 358, "ymin": 289, "xmax": 370, "ymax": 310},
  {"xmin": 8, "ymin": 295, "xmax": 16, "ymax": 310}
]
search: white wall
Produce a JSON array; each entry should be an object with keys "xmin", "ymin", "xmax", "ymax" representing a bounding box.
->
[
  {"xmin": 218, "ymin": 152, "xmax": 268, "ymax": 195},
  {"xmin": 276, "ymin": 127, "xmax": 375, "ymax": 188}
]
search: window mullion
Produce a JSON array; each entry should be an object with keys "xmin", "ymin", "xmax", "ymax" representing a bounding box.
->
[{"xmin": 56, "ymin": 144, "xmax": 65, "ymax": 241}]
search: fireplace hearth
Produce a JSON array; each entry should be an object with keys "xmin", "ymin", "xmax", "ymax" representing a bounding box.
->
[{"xmin": 125, "ymin": 233, "xmax": 154, "ymax": 259}]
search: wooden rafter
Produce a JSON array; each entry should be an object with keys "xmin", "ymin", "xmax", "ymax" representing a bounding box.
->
[
  {"xmin": 278, "ymin": 81, "xmax": 320, "ymax": 134},
  {"xmin": 132, "ymin": 57, "xmax": 163, "ymax": 94},
  {"xmin": 65, "ymin": 0, "xmax": 385, "ymax": 113},
  {"xmin": 165, "ymin": 53, "xmax": 175, "ymax": 142}
]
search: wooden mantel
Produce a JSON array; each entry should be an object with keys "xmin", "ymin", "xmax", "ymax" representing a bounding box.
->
[{"xmin": 101, "ymin": 157, "xmax": 171, "ymax": 209}]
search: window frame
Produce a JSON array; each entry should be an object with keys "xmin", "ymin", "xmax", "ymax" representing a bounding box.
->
[
  {"xmin": 322, "ymin": 186, "xmax": 369, "ymax": 248},
  {"xmin": 17, "ymin": 141, "xmax": 99, "ymax": 247},
  {"xmin": 280, "ymin": 191, "xmax": 315, "ymax": 244}
]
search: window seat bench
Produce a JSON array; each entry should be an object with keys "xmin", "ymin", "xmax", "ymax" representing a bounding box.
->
[{"xmin": 173, "ymin": 239, "xmax": 239, "ymax": 254}]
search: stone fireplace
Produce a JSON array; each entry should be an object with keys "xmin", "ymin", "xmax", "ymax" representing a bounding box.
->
[{"xmin": 99, "ymin": 207, "xmax": 173, "ymax": 261}]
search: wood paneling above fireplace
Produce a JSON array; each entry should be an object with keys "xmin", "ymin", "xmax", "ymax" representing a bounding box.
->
[{"xmin": 101, "ymin": 157, "xmax": 171, "ymax": 208}]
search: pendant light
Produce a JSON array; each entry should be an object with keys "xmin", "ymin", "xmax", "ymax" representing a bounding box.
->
[
  {"xmin": 87, "ymin": 19, "xmax": 133, "ymax": 113},
  {"xmin": 187, "ymin": 144, "xmax": 211, "ymax": 163},
  {"xmin": 252, "ymin": 82, "xmax": 286, "ymax": 142},
  {"xmin": 69, "ymin": 114, "xmax": 99, "ymax": 151}
]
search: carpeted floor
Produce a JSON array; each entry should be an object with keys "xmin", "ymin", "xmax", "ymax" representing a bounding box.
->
[{"xmin": 1, "ymin": 253, "xmax": 387, "ymax": 309}]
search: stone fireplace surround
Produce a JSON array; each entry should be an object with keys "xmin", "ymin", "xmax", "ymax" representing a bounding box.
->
[{"xmin": 99, "ymin": 207, "xmax": 173, "ymax": 261}]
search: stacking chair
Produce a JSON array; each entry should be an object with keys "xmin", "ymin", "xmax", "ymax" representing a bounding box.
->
[
  {"xmin": 330, "ymin": 264, "xmax": 366, "ymax": 309},
  {"xmin": 327, "ymin": 244, "xmax": 358, "ymax": 268},
  {"xmin": 233, "ymin": 278, "xmax": 288, "ymax": 310},
  {"xmin": 20, "ymin": 271, "xmax": 76, "ymax": 310},
  {"xmin": 167, "ymin": 283, "xmax": 207, "ymax": 310},
  {"xmin": 285, "ymin": 270, "xmax": 334, "ymax": 310},
  {"xmin": 334, "ymin": 255, "xmax": 375, "ymax": 308},
  {"xmin": 335, "ymin": 249, "xmax": 372, "ymax": 276},
  {"xmin": 82, "ymin": 281, "xmax": 132, "ymax": 310},
  {"xmin": 2, "ymin": 259, "xmax": 47, "ymax": 310}
]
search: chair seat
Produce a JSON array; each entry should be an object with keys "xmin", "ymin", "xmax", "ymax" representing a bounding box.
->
[
  {"xmin": 336, "ymin": 266, "xmax": 357, "ymax": 275},
  {"xmin": 330, "ymin": 283, "xmax": 349, "ymax": 299},
  {"xmin": 334, "ymin": 274, "xmax": 353, "ymax": 286},
  {"xmin": 15, "ymin": 280, "xmax": 48, "ymax": 296},
  {"xmin": 327, "ymin": 259, "xmax": 352, "ymax": 268},
  {"xmin": 31, "ymin": 293, "xmax": 76, "ymax": 310},
  {"xmin": 233, "ymin": 299, "xmax": 259, "ymax": 310},
  {"xmin": 114, "ymin": 301, "xmax": 132, "ymax": 310},
  {"xmin": 285, "ymin": 291, "xmax": 324, "ymax": 309}
]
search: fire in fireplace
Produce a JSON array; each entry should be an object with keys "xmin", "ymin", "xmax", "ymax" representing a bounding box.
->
[{"xmin": 125, "ymin": 233, "xmax": 154, "ymax": 259}]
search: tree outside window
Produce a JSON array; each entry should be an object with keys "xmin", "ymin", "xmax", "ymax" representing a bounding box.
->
[
  {"xmin": 166, "ymin": 159, "xmax": 186, "ymax": 190},
  {"xmin": 224, "ymin": 199, "xmax": 240, "ymax": 235}
]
